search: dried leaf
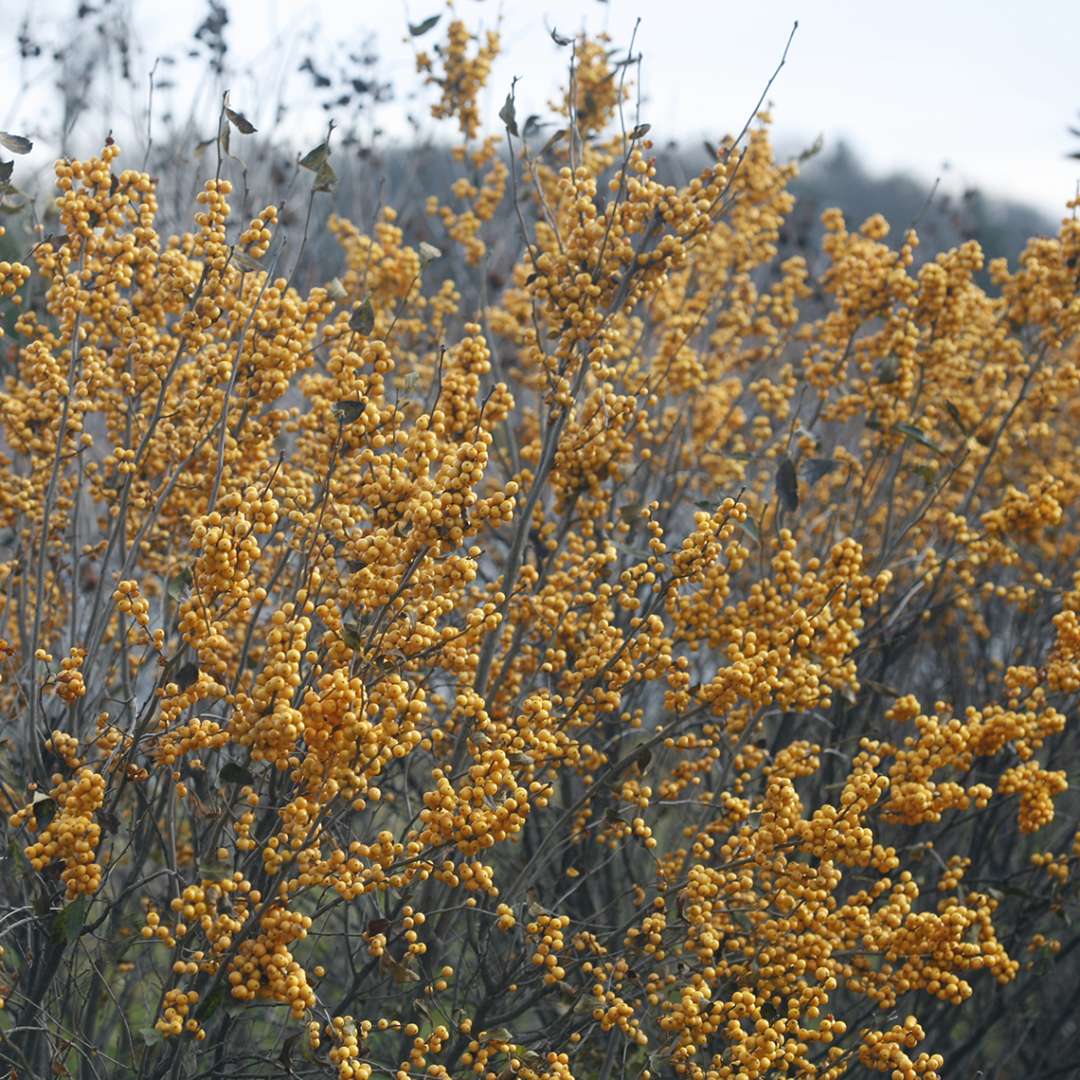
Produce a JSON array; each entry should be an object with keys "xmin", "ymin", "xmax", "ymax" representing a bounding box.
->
[
  {"xmin": 167, "ymin": 566, "xmax": 192, "ymax": 601},
  {"xmin": 350, "ymin": 296, "xmax": 375, "ymax": 334},
  {"xmin": 550, "ymin": 26, "xmax": 572, "ymax": 46},
  {"xmin": 541, "ymin": 128, "xmax": 567, "ymax": 155},
  {"xmin": 341, "ymin": 617, "xmax": 366, "ymax": 649},
  {"xmin": 381, "ymin": 954, "xmax": 421, "ymax": 984},
  {"xmin": 313, "ymin": 158, "xmax": 337, "ymax": 192},
  {"xmin": 893, "ymin": 422, "xmax": 944, "ymax": 456},
  {"xmin": 327, "ymin": 276, "xmax": 348, "ymax": 301},
  {"xmin": 232, "ymin": 249, "xmax": 263, "ymax": 272},
  {"xmin": 499, "ymin": 91, "xmax": 518, "ymax": 137},
  {"xmin": 52, "ymin": 894, "xmax": 90, "ymax": 945},
  {"xmin": 943, "ymin": 400, "xmax": 969, "ymax": 434},
  {"xmin": 334, "ymin": 400, "xmax": 366, "ymax": 425},
  {"xmin": 408, "ymin": 13, "xmax": 441, "ymax": 36},
  {"xmin": 0, "ymin": 160, "xmax": 12, "ymax": 183},
  {"xmin": 803, "ymin": 457, "xmax": 840, "ymax": 485},
  {"xmin": 194, "ymin": 984, "xmax": 225, "ymax": 1021},
  {"xmin": 418, "ymin": 240, "xmax": 442, "ymax": 262},
  {"xmin": 798, "ymin": 132, "xmax": 824, "ymax": 163},
  {"xmin": 629, "ymin": 123, "xmax": 651, "ymax": 140},
  {"xmin": 174, "ymin": 662, "xmax": 200, "ymax": 692},
  {"xmin": 299, "ymin": 141, "xmax": 330, "ymax": 171},
  {"xmin": 224, "ymin": 106, "xmax": 257, "ymax": 134},
  {"xmin": 279, "ymin": 1033, "xmax": 301, "ymax": 1071},
  {"xmin": 776, "ymin": 456, "xmax": 799, "ymax": 513},
  {"xmin": 738, "ymin": 515, "xmax": 761, "ymax": 546},
  {"xmin": 874, "ymin": 355, "xmax": 901, "ymax": 384},
  {"xmin": 219, "ymin": 761, "xmax": 254, "ymax": 786},
  {"xmin": 0, "ymin": 132, "xmax": 32, "ymax": 155}
]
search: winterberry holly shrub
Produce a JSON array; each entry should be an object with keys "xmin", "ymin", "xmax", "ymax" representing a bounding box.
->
[{"xmin": 1, "ymin": 15, "xmax": 1079, "ymax": 1080}]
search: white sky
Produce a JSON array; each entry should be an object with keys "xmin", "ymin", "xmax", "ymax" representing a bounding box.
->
[{"xmin": 3, "ymin": 0, "xmax": 1079, "ymax": 220}]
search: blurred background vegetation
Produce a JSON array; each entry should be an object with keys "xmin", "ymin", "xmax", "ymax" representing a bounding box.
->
[{"xmin": 0, "ymin": 0, "xmax": 1060, "ymax": 292}]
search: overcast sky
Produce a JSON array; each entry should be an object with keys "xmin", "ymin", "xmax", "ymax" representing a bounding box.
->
[{"xmin": 3, "ymin": 0, "xmax": 1078, "ymax": 219}]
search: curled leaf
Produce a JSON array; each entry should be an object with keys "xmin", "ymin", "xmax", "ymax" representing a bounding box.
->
[
  {"xmin": 232, "ymin": 249, "xmax": 263, "ymax": 272},
  {"xmin": 893, "ymin": 422, "xmax": 944, "ymax": 456},
  {"xmin": 875, "ymin": 355, "xmax": 901, "ymax": 384},
  {"xmin": 803, "ymin": 457, "xmax": 840, "ymax": 485},
  {"xmin": 167, "ymin": 566, "xmax": 192, "ymax": 601},
  {"xmin": 776, "ymin": 456, "xmax": 799, "ymax": 513},
  {"xmin": 350, "ymin": 296, "xmax": 376, "ymax": 335},
  {"xmin": 299, "ymin": 141, "xmax": 330, "ymax": 171},
  {"xmin": 550, "ymin": 26, "xmax": 572, "ymax": 46},
  {"xmin": 380, "ymin": 953, "xmax": 421, "ymax": 984},
  {"xmin": 334, "ymin": 400, "xmax": 366, "ymax": 425},
  {"xmin": 629, "ymin": 123, "xmax": 651, "ymax": 140},
  {"xmin": 313, "ymin": 158, "xmax": 337, "ymax": 192},
  {"xmin": 943, "ymin": 400, "xmax": 969, "ymax": 434},
  {"xmin": 737, "ymin": 515, "xmax": 761, "ymax": 546},
  {"xmin": 418, "ymin": 241, "xmax": 442, "ymax": 263},
  {"xmin": 341, "ymin": 617, "xmax": 366, "ymax": 650},
  {"xmin": 224, "ymin": 106, "xmax": 257, "ymax": 134},
  {"xmin": 499, "ymin": 91, "xmax": 519, "ymax": 137},
  {"xmin": 541, "ymin": 128, "xmax": 567, "ymax": 155},
  {"xmin": 0, "ymin": 132, "xmax": 33, "ymax": 155},
  {"xmin": 408, "ymin": 13, "xmax": 441, "ymax": 36},
  {"xmin": 798, "ymin": 132, "xmax": 825, "ymax": 163}
]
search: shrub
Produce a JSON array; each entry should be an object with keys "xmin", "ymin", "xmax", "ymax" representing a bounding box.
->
[{"xmin": 0, "ymin": 15, "xmax": 1079, "ymax": 1080}]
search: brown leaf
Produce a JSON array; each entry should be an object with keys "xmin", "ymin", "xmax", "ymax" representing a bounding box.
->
[
  {"xmin": 224, "ymin": 106, "xmax": 257, "ymax": 134},
  {"xmin": 0, "ymin": 132, "xmax": 32, "ymax": 155}
]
